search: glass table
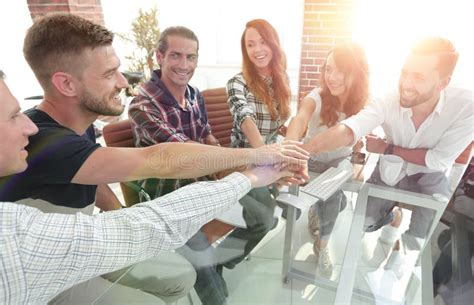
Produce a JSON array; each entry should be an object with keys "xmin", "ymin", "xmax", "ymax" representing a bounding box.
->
[
  {"xmin": 92, "ymin": 153, "xmax": 466, "ymax": 305},
  {"xmin": 277, "ymin": 153, "xmax": 464, "ymax": 305}
]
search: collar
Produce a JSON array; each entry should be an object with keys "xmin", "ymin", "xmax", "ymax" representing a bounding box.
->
[
  {"xmin": 433, "ymin": 90, "xmax": 446, "ymax": 114},
  {"xmin": 140, "ymin": 69, "xmax": 196, "ymax": 107}
]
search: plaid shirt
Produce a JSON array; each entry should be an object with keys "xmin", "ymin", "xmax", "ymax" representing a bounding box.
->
[
  {"xmin": 226, "ymin": 73, "xmax": 284, "ymax": 148},
  {"xmin": 129, "ymin": 70, "xmax": 212, "ymax": 198},
  {"xmin": 0, "ymin": 173, "xmax": 251, "ymax": 304}
]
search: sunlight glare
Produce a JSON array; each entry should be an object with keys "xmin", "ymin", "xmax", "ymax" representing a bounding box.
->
[{"xmin": 353, "ymin": 0, "xmax": 473, "ymax": 95}]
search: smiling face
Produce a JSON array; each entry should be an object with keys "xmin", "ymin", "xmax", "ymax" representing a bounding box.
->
[
  {"xmin": 0, "ymin": 79, "xmax": 38, "ymax": 176},
  {"xmin": 75, "ymin": 45, "xmax": 128, "ymax": 116},
  {"xmin": 156, "ymin": 35, "xmax": 198, "ymax": 91},
  {"xmin": 323, "ymin": 52, "xmax": 353, "ymax": 98},
  {"xmin": 398, "ymin": 53, "xmax": 446, "ymax": 108},
  {"xmin": 244, "ymin": 27, "xmax": 273, "ymax": 75}
]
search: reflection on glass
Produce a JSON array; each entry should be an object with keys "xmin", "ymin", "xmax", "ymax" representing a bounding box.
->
[{"xmin": 354, "ymin": 200, "xmax": 437, "ymax": 303}]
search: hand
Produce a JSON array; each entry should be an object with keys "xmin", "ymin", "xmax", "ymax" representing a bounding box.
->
[
  {"xmin": 365, "ymin": 134, "xmax": 388, "ymax": 154},
  {"xmin": 278, "ymin": 162, "xmax": 309, "ymax": 185},
  {"xmin": 278, "ymin": 125, "xmax": 288, "ymax": 137},
  {"xmin": 205, "ymin": 134, "xmax": 220, "ymax": 147},
  {"xmin": 253, "ymin": 141, "xmax": 310, "ymax": 167},
  {"xmin": 242, "ymin": 164, "xmax": 294, "ymax": 188},
  {"xmin": 213, "ymin": 165, "xmax": 247, "ymax": 180},
  {"xmin": 353, "ymin": 139, "xmax": 364, "ymax": 152}
]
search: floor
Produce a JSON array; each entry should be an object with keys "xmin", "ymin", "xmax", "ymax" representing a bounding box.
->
[{"xmin": 162, "ymin": 190, "xmax": 430, "ymax": 305}]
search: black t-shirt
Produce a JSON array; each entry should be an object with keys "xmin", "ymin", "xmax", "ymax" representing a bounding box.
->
[{"xmin": 0, "ymin": 109, "xmax": 100, "ymax": 208}]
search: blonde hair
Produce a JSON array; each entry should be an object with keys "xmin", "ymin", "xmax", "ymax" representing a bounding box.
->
[{"xmin": 411, "ymin": 37, "xmax": 459, "ymax": 78}]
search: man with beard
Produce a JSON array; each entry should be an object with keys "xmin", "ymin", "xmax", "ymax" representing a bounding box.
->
[
  {"xmin": 0, "ymin": 13, "xmax": 309, "ymax": 304},
  {"xmin": 128, "ymin": 26, "xmax": 229, "ymax": 305},
  {"xmin": 300, "ymin": 37, "xmax": 473, "ymax": 273}
]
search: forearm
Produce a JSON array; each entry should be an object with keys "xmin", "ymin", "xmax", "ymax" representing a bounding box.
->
[
  {"xmin": 367, "ymin": 136, "xmax": 428, "ymax": 166},
  {"xmin": 141, "ymin": 142, "xmax": 256, "ymax": 179},
  {"xmin": 285, "ymin": 117, "xmax": 306, "ymax": 141},
  {"xmin": 304, "ymin": 124, "xmax": 354, "ymax": 154},
  {"xmin": 21, "ymin": 173, "xmax": 251, "ymax": 298},
  {"xmin": 241, "ymin": 118, "xmax": 265, "ymax": 148},
  {"xmin": 205, "ymin": 134, "xmax": 220, "ymax": 146},
  {"xmin": 95, "ymin": 184, "xmax": 123, "ymax": 211},
  {"xmin": 392, "ymin": 145, "xmax": 427, "ymax": 166}
]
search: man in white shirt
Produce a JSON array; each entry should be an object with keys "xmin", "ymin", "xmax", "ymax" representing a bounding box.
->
[
  {"xmin": 303, "ymin": 37, "xmax": 473, "ymax": 252},
  {"xmin": 0, "ymin": 69, "xmax": 302, "ymax": 304}
]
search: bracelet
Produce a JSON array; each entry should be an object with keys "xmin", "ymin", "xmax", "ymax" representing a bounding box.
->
[{"xmin": 384, "ymin": 143, "xmax": 394, "ymax": 155}]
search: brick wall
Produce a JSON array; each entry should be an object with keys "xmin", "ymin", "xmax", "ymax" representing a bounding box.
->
[
  {"xmin": 27, "ymin": 0, "xmax": 104, "ymax": 25},
  {"xmin": 298, "ymin": 0, "xmax": 354, "ymax": 101}
]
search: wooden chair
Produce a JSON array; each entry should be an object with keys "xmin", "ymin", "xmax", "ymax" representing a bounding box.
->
[
  {"xmin": 201, "ymin": 87, "xmax": 233, "ymax": 147},
  {"xmin": 102, "ymin": 120, "xmax": 142, "ymax": 205},
  {"xmin": 102, "ymin": 87, "xmax": 235, "ymax": 243}
]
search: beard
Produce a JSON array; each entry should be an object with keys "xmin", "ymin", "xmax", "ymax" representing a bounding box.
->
[
  {"xmin": 80, "ymin": 89, "xmax": 124, "ymax": 116},
  {"xmin": 399, "ymin": 83, "xmax": 437, "ymax": 108}
]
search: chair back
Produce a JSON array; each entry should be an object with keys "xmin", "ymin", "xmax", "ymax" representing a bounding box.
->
[
  {"xmin": 201, "ymin": 87, "xmax": 232, "ymax": 147},
  {"xmin": 102, "ymin": 120, "xmax": 140, "ymax": 206}
]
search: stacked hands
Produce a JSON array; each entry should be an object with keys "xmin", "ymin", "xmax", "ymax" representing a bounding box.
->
[{"xmin": 238, "ymin": 140, "xmax": 310, "ymax": 188}]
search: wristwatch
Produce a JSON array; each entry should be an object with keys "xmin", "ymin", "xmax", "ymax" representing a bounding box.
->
[{"xmin": 384, "ymin": 143, "xmax": 394, "ymax": 155}]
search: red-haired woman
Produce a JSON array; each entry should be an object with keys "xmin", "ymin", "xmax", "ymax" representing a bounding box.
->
[
  {"xmin": 286, "ymin": 42, "xmax": 370, "ymax": 277},
  {"xmin": 216, "ymin": 19, "xmax": 291, "ymax": 274}
]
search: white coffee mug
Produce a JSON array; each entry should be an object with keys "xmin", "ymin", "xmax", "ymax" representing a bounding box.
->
[{"xmin": 379, "ymin": 155, "xmax": 404, "ymax": 186}]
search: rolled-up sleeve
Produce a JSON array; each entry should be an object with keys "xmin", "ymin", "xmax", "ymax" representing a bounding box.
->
[
  {"xmin": 425, "ymin": 110, "xmax": 474, "ymax": 171},
  {"xmin": 340, "ymin": 97, "xmax": 385, "ymax": 145},
  {"xmin": 226, "ymin": 75, "xmax": 256, "ymax": 129}
]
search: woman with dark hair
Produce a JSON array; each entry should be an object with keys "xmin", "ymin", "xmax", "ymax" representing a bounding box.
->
[
  {"xmin": 216, "ymin": 19, "xmax": 291, "ymax": 275},
  {"xmin": 286, "ymin": 42, "xmax": 370, "ymax": 277}
]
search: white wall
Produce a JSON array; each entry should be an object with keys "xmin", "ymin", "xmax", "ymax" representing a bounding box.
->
[
  {"xmin": 0, "ymin": 0, "xmax": 304, "ymax": 108},
  {"xmin": 101, "ymin": 0, "xmax": 304, "ymax": 92},
  {"xmin": 0, "ymin": 1, "xmax": 42, "ymax": 109}
]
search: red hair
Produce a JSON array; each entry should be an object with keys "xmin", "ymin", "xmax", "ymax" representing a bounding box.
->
[
  {"xmin": 319, "ymin": 43, "xmax": 369, "ymax": 127},
  {"xmin": 241, "ymin": 19, "xmax": 291, "ymax": 121}
]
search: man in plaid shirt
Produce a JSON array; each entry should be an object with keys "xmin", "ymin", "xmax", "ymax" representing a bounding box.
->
[{"xmin": 129, "ymin": 26, "xmax": 231, "ymax": 305}]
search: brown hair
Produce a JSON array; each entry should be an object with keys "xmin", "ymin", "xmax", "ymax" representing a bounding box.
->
[
  {"xmin": 23, "ymin": 13, "xmax": 114, "ymax": 91},
  {"xmin": 319, "ymin": 43, "xmax": 369, "ymax": 127},
  {"xmin": 157, "ymin": 26, "xmax": 199, "ymax": 55},
  {"xmin": 241, "ymin": 19, "xmax": 291, "ymax": 121},
  {"xmin": 411, "ymin": 37, "xmax": 459, "ymax": 78}
]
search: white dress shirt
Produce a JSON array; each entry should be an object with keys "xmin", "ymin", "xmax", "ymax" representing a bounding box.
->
[
  {"xmin": 0, "ymin": 172, "xmax": 250, "ymax": 304},
  {"xmin": 342, "ymin": 87, "xmax": 473, "ymax": 176}
]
